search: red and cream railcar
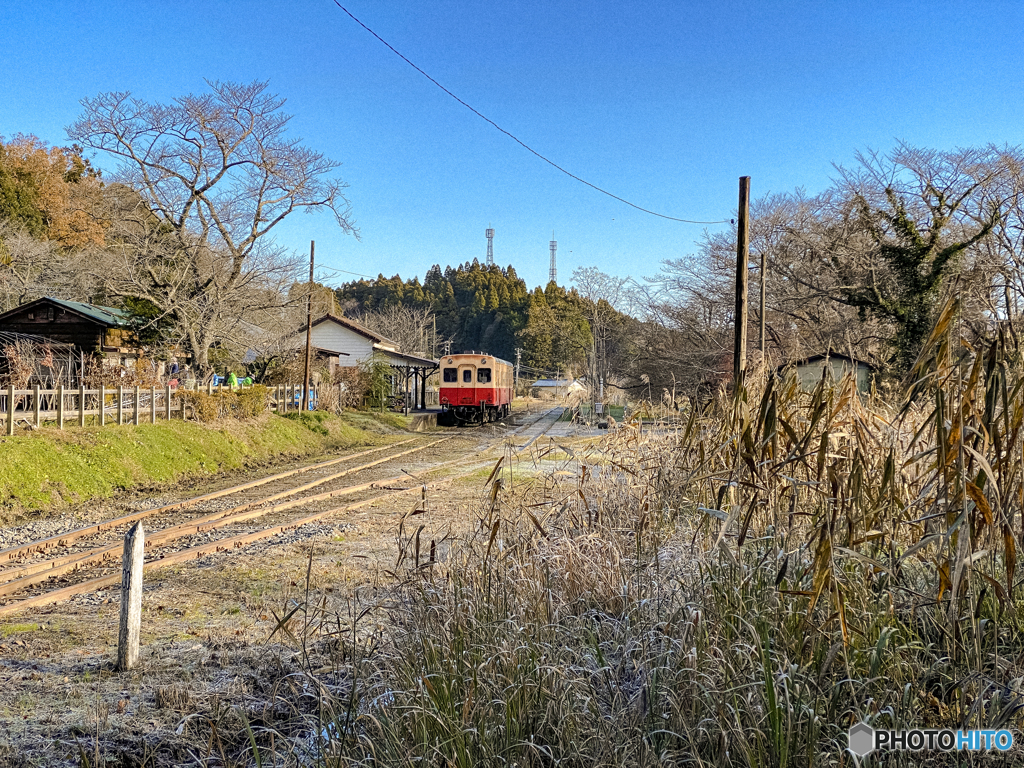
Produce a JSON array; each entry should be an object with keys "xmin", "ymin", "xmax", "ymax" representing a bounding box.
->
[{"xmin": 438, "ymin": 353, "xmax": 514, "ymax": 424}]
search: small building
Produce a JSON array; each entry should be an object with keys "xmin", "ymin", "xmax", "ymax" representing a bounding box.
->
[
  {"xmin": 306, "ymin": 314, "xmax": 437, "ymax": 410},
  {"xmin": 0, "ymin": 297, "xmax": 133, "ymax": 358},
  {"xmin": 780, "ymin": 352, "xmax": 875, "ymax": 393},
  {"xmin": 531, "ymin": 378, "xmax": 586, "ymax": 399}
]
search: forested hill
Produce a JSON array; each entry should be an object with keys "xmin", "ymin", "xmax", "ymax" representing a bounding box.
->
[{"xmin": 333, "ymin": 260, "xmax": 597, "ymax": 374}]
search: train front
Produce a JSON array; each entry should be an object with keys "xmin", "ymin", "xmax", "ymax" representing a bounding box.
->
[{"xmin": 438, "ymin": 354, "xmax": 511, "ymax": 424}]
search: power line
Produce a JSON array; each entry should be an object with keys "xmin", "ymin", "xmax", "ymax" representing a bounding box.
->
[
  {"xmin": 331, "ymin": 2, "xmax": 732, "ymax": 226},
  {"xmin": 317, "ymin": 265, "xmax": 380, "ymax": 280}
]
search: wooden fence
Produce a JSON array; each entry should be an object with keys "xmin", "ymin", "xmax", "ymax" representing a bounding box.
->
[{"xmin": 0, "ymin": 382, "xmax": 327, "ymax": 435}]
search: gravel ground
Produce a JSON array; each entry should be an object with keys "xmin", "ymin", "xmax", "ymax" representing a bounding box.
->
[{"xmin": 0, "ymin": 406, "xmax": 569, "ymax": 765}]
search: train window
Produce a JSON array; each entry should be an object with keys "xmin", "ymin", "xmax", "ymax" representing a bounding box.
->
[
  {"xmin": 477, "ymin": 368, "xmax": 491, "ymax": 383},
  {"xmin": 443, "ymin": 368, "xmax": 458, "ymax": 382},
  {"xmin": 462, "ymin": 369, "xmax": 472, "ymax": 383}
]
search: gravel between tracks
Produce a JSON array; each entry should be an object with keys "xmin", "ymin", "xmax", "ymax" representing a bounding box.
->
[{"xmin": 0, "ymin": 404, "xmax": 564, "ymax": 765}]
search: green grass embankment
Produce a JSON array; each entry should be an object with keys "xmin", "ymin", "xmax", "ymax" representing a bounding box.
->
[{"xmin": 0, "ymin": 410, "xmax": 406, "ymax": 517}]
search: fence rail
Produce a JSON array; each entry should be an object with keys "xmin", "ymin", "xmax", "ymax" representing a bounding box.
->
[
  {"xmin": 0, "ymin": 382, "xmax": 312, "ymax": 436},
  {"xmin": 1, "ymin": 381, "xmax": 437, "ymax": 435}
]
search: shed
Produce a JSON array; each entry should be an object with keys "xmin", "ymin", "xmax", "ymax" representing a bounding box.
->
[
  {"xmin": 0, "ymin": 297, "xmax": 132, "ymax": 357},
  {"xmin": 531, "ymin": 378, "xmax": 585, "ymax": 399},
  {"xmin": 780, "ymin": 352, "xmax": 875, "ymax": 393}
]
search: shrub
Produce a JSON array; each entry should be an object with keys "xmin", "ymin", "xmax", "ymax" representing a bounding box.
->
[
  {"xmin": 180, "ymin": 391, "xmax": 216, "ymax": 422},
  {"xmin": 335, "ymin": 365, "xmax": 371, "ymax": 410},
  {"xmin": 237, "ymin": 385, "xmax": 270, "ymax": 418}
]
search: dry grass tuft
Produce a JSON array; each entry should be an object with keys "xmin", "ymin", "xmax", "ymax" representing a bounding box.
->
[{"xmin": 154, "ymin": 683, "xmax": 194, "ymax": 712}]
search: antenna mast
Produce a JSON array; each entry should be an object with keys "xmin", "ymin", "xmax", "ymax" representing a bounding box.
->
[
  {"xmin": 549, "ymin": 235, "xmax": 557, "ymax": 284},
  {"xmin": 485, "ymin": 227, "xmax": 495, "ymax": 266}
]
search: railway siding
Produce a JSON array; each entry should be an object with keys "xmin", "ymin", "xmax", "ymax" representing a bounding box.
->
[
  {"xmin": 0, "ymin": 437, "xmax": 419, "ymax": 562},
  {"xmin": 0, "ymin": 405, "xmax": 562, "ymax": 617}
]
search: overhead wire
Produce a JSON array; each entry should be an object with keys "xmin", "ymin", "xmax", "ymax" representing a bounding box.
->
[
  {"xmin": 317, "ymin": 265, "xmax": 382, "ymax": 281},
  {"xmin": 331, "ymin": 2, "xmax": 733, "ymax": 226}
]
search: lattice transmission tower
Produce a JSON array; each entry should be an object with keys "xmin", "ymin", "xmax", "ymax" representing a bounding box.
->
[
  {"xmin": 549, "ymin": 236, "xmax": 557, "ymax": 284},
  {"xmin": 485, "ymin": 227, "xmax": 494, "ymax": 266}
]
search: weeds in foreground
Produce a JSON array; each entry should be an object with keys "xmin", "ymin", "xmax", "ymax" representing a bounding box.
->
[{"xmin": 157, "ymin": 298, "xmax": 1024, "ymax": 765}]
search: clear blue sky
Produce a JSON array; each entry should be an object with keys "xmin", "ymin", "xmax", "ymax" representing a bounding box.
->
[{"xmin": 2, "ymin": 1, "xmax": 1023, "ymax": 291}]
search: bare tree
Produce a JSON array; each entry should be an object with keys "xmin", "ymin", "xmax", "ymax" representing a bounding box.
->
[
  {"xmin": 68, "ymin": 80, "xmax": 357, "ymax": 372},
  {"xmin": 825, "ymin": 144, "xmax": 1009, "ymax": 369},
  {"xmin": 571, "ymin": 267, "xmax": 638, "ymax": 394},
  {"xmin": 355, "ymin": 304, "xmax": 440, "ymax": 356},
  {"xmin": 652, "ymin": 145, "xmax": 1018, "ymax": 382},
  {"xmin": 0, "ymin": 222, "xmax": 100, "ymax": 311},
  {"xmin": 967, "ymin": 145, "xmax": 1024, "ymax": 349}
]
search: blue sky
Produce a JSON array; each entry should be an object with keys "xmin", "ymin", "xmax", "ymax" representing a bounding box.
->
[{"xmin": 2, "ymin": 1, "xmax": 1023, "ymax": 291}]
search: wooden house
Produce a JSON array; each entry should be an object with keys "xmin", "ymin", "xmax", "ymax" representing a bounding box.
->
[{"xmin": 0, "ymin": 297, "xmax": 132, "ymax": 357}]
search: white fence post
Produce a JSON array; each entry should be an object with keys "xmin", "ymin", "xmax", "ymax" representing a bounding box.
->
[{"xmin": 5, "ymin": 384, "xmax": 12, "ymax": 437}]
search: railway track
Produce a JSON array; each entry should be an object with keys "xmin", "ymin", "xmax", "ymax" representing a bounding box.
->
[{"xmin": 0, "ymin": 405, "xmax": 564, "ymax": 617}]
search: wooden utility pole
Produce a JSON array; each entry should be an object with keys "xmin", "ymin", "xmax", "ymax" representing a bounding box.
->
[
  {"xmin": 734, "ymin": 176, "xmax": 751, "ymax": 383},
  {"xmin": 116, "ymin": 522, "xmax": 144, "ymax": 671},
  {"xmin": 301, "ymin": 241, "xmax": 315, "ymax": 412},
  {"xmin": 760, "ymin": 247, "xmax": 767, "ymax": 354}
]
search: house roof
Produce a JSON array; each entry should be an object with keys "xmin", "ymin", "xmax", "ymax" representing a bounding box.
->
[
  {"xmin": 382, "ymin": 349, "xmax": 438, "ymax": 368},
  {"xmin": 0, "ymin": 296, "xmax": 130, "ymax": 327},
  {"xmin": 310, "ymin": 314, "xmax": 398, "ymax": 349},
  {"xmin": 783, "ymin": 352, "xmax": 877, "ymax": 370}
]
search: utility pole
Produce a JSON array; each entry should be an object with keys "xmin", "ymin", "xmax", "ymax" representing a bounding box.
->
[
  {"xmin": 760, "ymin": 246, "xmax": 766, "ymax": 355},
  {"xmin": 301, "ymin": 240, "xmax": 314, "ymax": 412},
  {"xmin": 515, "ymin": 347, "xmax": 521, "ymax": 392},
  {"xmin": 734, "ymin": 176, "xmax": 750, "ymax": 384}
]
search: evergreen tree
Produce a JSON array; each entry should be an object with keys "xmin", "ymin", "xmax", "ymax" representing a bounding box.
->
[{"xmin": 332, "ymin": 260, "xmax": 622, "ymax": 373}]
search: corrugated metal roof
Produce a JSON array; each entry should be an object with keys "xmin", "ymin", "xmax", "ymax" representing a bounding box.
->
[
  {"xmin": 48, "ymin": 298, "xmax": 131, "ymax": 326},
  {"xmin": 0, "ymin": 297, "xmax": 131, "ymax": 327}
]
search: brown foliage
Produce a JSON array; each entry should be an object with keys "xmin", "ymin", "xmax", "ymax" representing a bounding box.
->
[
  {"xmin": 0, "ymin": 342, "xmax": 33, "ymax": 388},
  {"xmin": 180, "ymin": 385, "xmax": 270, "ymax": 422},
  {"xmin": 334, "ymin": 365, "xmax": 370, "ymax": 410},
  {"xmin": 0, "ymin": 135, "xmax": 107, "ymax": 248}
]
